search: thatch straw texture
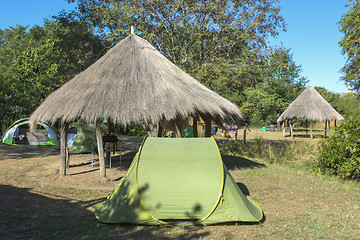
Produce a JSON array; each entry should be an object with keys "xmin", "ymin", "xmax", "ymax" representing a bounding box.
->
[
  {"xmin": 277, "ymin": 85, "xmax": 344, "ymax": 122},
  {"xmin": 30, "ymin": 33, "xmax": 243, "ymax": 128}
]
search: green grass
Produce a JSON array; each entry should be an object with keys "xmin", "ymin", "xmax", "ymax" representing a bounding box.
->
[{"xmin": 1, "ymin": 134, "xmax": 360, "ymax": 239}]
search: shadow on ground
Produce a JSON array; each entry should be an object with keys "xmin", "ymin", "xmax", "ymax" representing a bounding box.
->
[
  {"xmin": 0, "ymin": 144, "xmax": 58, "ymax": 161},
  {"xmin": 222, "ymin": 155, "xmax": 266, "ymax": 170},
  {"xmin": 0, "ymin": 184, "xmax": 211, "ymax": 240}
]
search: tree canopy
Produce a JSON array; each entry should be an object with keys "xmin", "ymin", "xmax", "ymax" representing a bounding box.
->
[
  {"xmin": 0, "ymin": 0, "xmax": 316, "ymax": 132},
  {"xmin": 339, "ymin": 0, "xmax": 360, "ymax": 91},
  {"xmin": 0, "ymin": 15, "xmax": 106, "ymax": 132}
]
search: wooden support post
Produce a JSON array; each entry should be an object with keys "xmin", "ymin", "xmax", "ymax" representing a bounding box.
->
[
  {"xmin": 175, "ymin": 123, "xmax": 182, "ymax": 138},
  {"xmin": 243, "ymin": 123, "xmax": 247, "ymax": 145},
  {"xmin": 193, "ymin": 117, "xmax": 198, "ymax": 138},
  {"xmin": 96, "ymin": 120, "xmax": 106, "ymax": 177},
  {"xmin": 204, "ymin": 115, "xmax": 211, "ymax": 137},
  {"xmin": 157, "ymin": 124, "xmax": 163, "ymax": 137},
  {"xmin": 324, "ymin": 120, "xmax": 327, "ymax": 139},
  {"xmin": 105, "ymin": 118, "xmax": 113, "ymax": 164},
  {"xmin": 305, "ymin": 119, "xmax": 308, "ymax": 138},
  {"xmin": 59, "ymin": 122, "xmax": 69, "ymax": 176},
  {"xmin": 289, "ymin": 121, "xmax": 294, "ymax": 138},
  {"xmin": 310, "ymin": 121, "xmax": 313, "ymax": 139},
  {"xmin": 282, "ymin": 121, "xmax": 286, "ymax": 137}
]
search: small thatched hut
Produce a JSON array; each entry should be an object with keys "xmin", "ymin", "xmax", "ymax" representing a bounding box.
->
[
  {"xmin": 30, "ymin": 30, "xmax": 243, "ymax": 177},
  {"xmin": 277, "ymin": 85, "xmax": 344, "ymax": 138}
]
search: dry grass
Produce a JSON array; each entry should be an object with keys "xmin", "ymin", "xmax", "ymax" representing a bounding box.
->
[{"xmin": 1, "ymin": 131, "xmax": 360, "ymax": 239}]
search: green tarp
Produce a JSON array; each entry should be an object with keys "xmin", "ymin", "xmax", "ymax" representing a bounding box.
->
[{"xmin": 95, "ymin": 137, "xmax": 262, "ymax": 225}]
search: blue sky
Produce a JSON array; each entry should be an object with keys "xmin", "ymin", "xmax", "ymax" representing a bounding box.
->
[{"xmin": 0, "ymin": 0, "xmax": 351, "ymax": 93}]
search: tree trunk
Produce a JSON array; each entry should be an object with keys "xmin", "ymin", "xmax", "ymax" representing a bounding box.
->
[
  {"xmin": 59, "ymin": 122, "xmax": 69, "ymax": 176},
  {"xmin": 96, "ymin": 120, "xmax": 106, "ymax": 177}
]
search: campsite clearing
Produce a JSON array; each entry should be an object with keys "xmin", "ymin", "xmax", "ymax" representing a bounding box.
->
[{"xmin": 0, "ymin": 132, "xmax": 359, "ymax": 239}]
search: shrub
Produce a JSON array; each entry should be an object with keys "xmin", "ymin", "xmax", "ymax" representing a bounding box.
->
[{"xmin": 314, "ymin": 116, "xmax": 360, "ymax": 180}]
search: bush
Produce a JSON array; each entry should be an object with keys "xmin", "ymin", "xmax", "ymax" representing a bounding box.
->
[{"xmin": 314, "ymin": 116, "xmax": 360, "ymax": 180}]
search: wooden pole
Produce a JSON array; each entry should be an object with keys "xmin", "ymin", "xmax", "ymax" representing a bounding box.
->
[
  {"xmin": 290, "ymin": 121, "xmax": 293, "ymax": 138},
  {"xmin": 324, "ymin": 120, "xmax": 327, "ymax": 139},
  {"xmin": 59, "ymin": 122, "xmax": 69, "ymax": 176},
  {"xmin": 105, "ymin": 117, "xmax": 113, "ymax": 164},
  {"xmin": 204, "ymin": 115, "xmax": 211, "ymax": 137},
  {"xmin": 193, "ymin": 116, "xmax": 198, "ymax": 137},
  {"xmin": 310, "ymin": 121, "xmax": 313, "ymax": 139},
  {"xmin": 305, "ymin": 119, "xmax": 308, "ymax": 138},
  {"xmin": 65, "ymin": 124, "xmax": 70, "ymax": 168},
  {"xmin": 243, "ymin": 123, "xmax": 247, "ymax": 145},
  {"xmin": 96, "ymin": 120, "xmax": 106, "ymax": 177},
  {"xmin": 157, "ymin": 124, "xmax": 163, "ymax": 137},
  {"xmin": 335, "ymin": 120, "xmax": 337, "ymax": 128},
  {"xmin": 282, "ymin": 121, "xmax": 286, "ymax": 137},
  {"xmin": 175, "ymin": 123, "xmax": 182, "ymax": 138}
]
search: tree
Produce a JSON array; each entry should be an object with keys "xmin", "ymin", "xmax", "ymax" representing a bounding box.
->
[
  {"xmin": 67, "ymin": 0, "xmax": 286, "ymax": 105},
  {"xmin": 241, "ymin": 47, "xmax": 307, "ymax": 126},
  {"xmin": 315, "ymin": 87, "xmax": 360, "ymax": 117},
  {"xmin": 339, "ymin": 0, "xmax": 360, "ymax": 91},
  {"xmin": 0, "ymin": 15, "xmax": 106, "ymax": 132}
]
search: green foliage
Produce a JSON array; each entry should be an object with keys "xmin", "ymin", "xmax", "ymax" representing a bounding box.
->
[
  {"xmin": 0, "ymin": 15, "xmax": 105, "ymax": 132},
  {"xmin": 314, "ymin": 116, "xmax": 360, "ymax": 180},
  {"xmin": 241, "ymin": 47, "xmax": 307, "ymax": 126},
  {"xmin": 68, "ymin": 0, "xmax": 286, "ymax": 106},
  {"xmin": 315, "ymin": 87, "xmax": 360, "ymax": 117},
  {"xmin": 338, "ymin": 0, "xmax": 360, "ymax": 91}
]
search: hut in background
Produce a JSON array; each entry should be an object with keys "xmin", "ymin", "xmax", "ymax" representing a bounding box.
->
[
  {"xmin": 277, "ymin": 85, "xmax": 344, "ymax": 138},
  {"xmin": 30, "ymin": 30, "xmax": 243, "ymax": 177}
]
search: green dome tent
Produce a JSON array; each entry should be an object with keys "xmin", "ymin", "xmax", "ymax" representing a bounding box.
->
[
  {"xmin": 95, "ymin": 137, "xmax": 263, "ymax": 225},
  {"xmin": 2, "ymin": 118, "xmax": 57, "ymax": 146},
  {"xmin": 54, "ymin": 122, "xmax": 106, "ymax": 154}
]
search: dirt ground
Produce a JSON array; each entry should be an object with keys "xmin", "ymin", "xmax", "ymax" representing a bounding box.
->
[
  {"xmin": 0, "ymin": 128, "xmax": 317, "ymax": 192},
  {"xmin": 0, "ymin": 136, "xmax": 143, "ymax": 191}
]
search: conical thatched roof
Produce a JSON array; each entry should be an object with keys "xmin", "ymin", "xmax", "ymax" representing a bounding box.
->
[
  {"xmin": 277, "ymin": 85, "xmax": 344, "ymax": 122},
  {"xmin": 30, "ymin": 33, "xmax": 243, "ymax": 128}
]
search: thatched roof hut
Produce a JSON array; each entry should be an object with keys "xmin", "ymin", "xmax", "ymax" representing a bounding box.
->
[
  {"xmin": 30, "ymin": 32, "xmax": 242, "ymax": 130},
  {"xmin": 277, "ymin": 85, "xmax": 344, "ymax": 138},
  {"xmin": 277, "ymin": 85, "xmax": 344, "ymax": 122},
  {"xmin": 29, "ymin": 31, "xmax": 243, "ymax": 176}
]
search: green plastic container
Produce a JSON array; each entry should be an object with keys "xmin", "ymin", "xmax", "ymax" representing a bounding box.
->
[
  {"xmin": 270, "ymin": 125, "xmax": 275, "ymax": 132},
  {"xmin": 262, "ymin": 126, "xmax": 266, "ymax": 132}
]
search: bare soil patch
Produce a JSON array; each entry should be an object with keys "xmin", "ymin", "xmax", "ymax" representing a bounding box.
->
[{"xmin": 0, "ymin": 136, "xmax": 143, "ymax": 191}]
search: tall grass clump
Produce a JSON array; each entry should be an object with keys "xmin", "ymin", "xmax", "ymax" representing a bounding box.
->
[
  {"xmin": 218, "ymin": 137, "xmax": 315, "ymax": 166},
  {"xmin": 314, "ymin": 116, "xmax": 360, "ymax": 180}
]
